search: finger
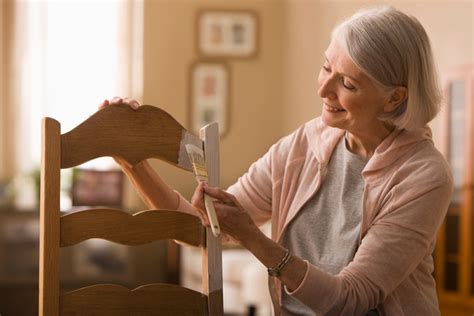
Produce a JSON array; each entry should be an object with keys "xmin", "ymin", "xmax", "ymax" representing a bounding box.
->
[
  {"xmin": 195, "ymin": 206, "xmax": 210, "ymax": 227},
  {"xmin": 203, "ymin": 186, "xmax": 236, "ymax": 206},
  {"xmin": 123, "ymin": 97, "xmax": 140, "ymax": 110},
  {"xmin": 191, "ymin": 182, "xmax": 206, "ymax": 207},
  {"xmin": 191, "ymin": 183, "xmax": 210, "ymax": 226},
  {"xmin": 191, "ymin": 183, "xmax": 209, "ymax": 220},
  {"xmin": 98, "ymin": 99, "xmax": 109, "ymax": 110},
  {"xmin": 128, "ymin": 99, "xmax": 140, "ymax": 110},
  {"xmin": 110, "ymin": 96, "xmax": 123, "ymax": 105}
]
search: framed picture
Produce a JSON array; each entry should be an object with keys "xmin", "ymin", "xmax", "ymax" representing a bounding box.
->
[
  {"xmin": 196, "ymin": 9, "xmax": 258, "ymax": 58},
  {"xmin": 71, "ymin": 169, "xmax": 124, "ymax": 208},
  {"xmin": 189, "ymin": 61, "xmax": 230, "ymax": 136}
]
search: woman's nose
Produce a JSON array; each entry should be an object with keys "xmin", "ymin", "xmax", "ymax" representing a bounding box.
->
[{"xmin": 318, "ymin": 75, "xmax": 336, "ymax": 100}]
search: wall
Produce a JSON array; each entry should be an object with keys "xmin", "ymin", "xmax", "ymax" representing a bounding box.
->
[
  {"xmin": 142, "ymin": 0, "xmax": 285, "ymax": 200},
  {"xmin": 0, "ymin": 3, "xmax": 3, "ymax": 181},
  {"xmin": 138, "ymin": 0, "xmax": 473, "ymax": 205},
  {"xmin": 0, "ymin": 0, "xmax": 15, "ymax": 182},
  {"xmin": 280, "ymin": 0, "xmax": 325, "ymax": 135},
  {"xmin": 281, "ymin": 0, "xmax": 474, "ymax": 137}
]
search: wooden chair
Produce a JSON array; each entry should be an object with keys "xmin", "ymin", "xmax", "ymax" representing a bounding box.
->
[{"xmin": 39, "ymin": 104, "xmax": 223, "ymax": 315}]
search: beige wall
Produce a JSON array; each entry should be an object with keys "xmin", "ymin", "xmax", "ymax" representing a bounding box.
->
[
  {"xmin": 0, "ymin": 1, "xmax": 15, "ymax": 182},
  {"xmin": 142, "ymin": 0, "xmax": 285, "ymax": 199},
  {"xmin": 139, "ymin": 0, "xmax": 473, "ymax": 203},
  {"xmin": 281, "ymin": 0, "xmax": 474, "ymax": 135},
  {"xmin": 0, "ymin": 3, "xmax": 4, "ymax": 181}
]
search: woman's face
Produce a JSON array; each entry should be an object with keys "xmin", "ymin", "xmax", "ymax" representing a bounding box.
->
[{"xmin": 318, "ymin": 39, "xmax": 390, "ymax": 134}]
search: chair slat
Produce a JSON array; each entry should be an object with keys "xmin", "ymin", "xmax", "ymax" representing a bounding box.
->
[
  {"xmin": 41, "ymin": 105, "xmax": 223, "ymax": 315},
  {"xmin": 60, "ymin": 104, "xmax": 202, "ymax": 170},
  {"xmin": 60, "ymin": 209, "xmax": 205, "ymax": 247},
  {"xmin": 60, "ymin": 283, "xmax": 209, "ymax": 315}
]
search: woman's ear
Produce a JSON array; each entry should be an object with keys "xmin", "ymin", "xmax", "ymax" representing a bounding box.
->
[{"xmin": 384, "ymin": 86, "xmax": 407, "ymax": 113}]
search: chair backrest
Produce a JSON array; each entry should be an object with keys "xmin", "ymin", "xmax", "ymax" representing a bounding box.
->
[{"xmin": 39, "ymin": 104, "xmax": 223, "ymax": 315}]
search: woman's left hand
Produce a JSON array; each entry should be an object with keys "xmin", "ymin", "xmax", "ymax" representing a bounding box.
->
[
  {"xmin": 192, "ymin": 183, "xmax": 307, "ymax": 292},
  {"xmin": 191, "ymin": 183, "xmax": 260, "ymax": 245}
]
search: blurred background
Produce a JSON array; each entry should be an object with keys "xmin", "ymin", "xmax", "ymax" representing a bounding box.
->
[{"xmin": 0, "ymin": 0, "xmax": 472, "ymax": 315}]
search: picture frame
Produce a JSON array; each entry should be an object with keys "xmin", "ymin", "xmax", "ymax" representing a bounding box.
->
[
  {"xmin": 71, "ymin": 168, "xmax": 124, "ymax": 208},
  {"xmin": 189, "ymin": 61, "xmax": 230, "ymax": 137},
  {"xmin": 196, "ymin": 9, "xmax": 259, "ymax": 58}
]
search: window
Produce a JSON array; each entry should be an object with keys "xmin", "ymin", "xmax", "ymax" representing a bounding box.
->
[{"xmin": 8, "ymin": 0, "xmax": 143, "ymax": 209}]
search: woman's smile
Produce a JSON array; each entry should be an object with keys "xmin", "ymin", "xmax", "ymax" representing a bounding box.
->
[{"xmin": 324, "ymin": 103, "xmax": 346, "ymax": 112}]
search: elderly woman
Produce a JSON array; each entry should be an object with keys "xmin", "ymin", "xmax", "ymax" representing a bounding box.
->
[{"xmin": 100, "ymin": 6, "xmax": 452, "ymax": 315}]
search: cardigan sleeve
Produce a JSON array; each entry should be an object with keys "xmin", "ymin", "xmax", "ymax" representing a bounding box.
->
[
  {"xmin": 226, "ymin": 124, "xmax": 310, "ymax": 228},
  {"xmin": 226, "ymin": 145, "xmax": 275, "ymax": 227},
  {"xmin": 171, "ymin": 147, "xmax": 276, "ymax": 228}
]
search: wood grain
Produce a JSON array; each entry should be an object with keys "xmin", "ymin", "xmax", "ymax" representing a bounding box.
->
[
  {"xmin": 60, "ymin": 283, "xmax": 208, "ymax": 315},
  {"xmin": 39, "ymin": 118, "xmax": 61, "ymax": 316},
  {"xmin": 60, "ymin": 209, "xmax": 205, "ymax": 247},
  {"xmin": 61, "ymin": 104, "xmax": 187, "ymax": 169},
  {"xmin": 40, "ymin": 105, "xmax": 223, "ymax": 315},
  {"xmin": 200, "ymin": 123, "xmax": 223, "ymax": 315}
]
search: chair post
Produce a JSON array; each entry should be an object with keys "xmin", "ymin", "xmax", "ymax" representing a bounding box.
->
[
  {"xmin": 39, "ymin": 118, "xmax": 61, "ymax": 316},
  {"xmin": 200, "ymin": 123, "xmax": 223, "ymax": 315}
]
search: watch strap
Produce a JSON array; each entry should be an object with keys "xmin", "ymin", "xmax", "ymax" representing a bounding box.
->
[{"xmin": 267, "ymin": 249, "xmax": 291, "ymax": 277}]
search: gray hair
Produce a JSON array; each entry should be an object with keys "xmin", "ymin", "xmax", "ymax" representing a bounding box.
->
[{"xmin": 332, "ymin": 6, "xmax": 442, "ymax": 130}]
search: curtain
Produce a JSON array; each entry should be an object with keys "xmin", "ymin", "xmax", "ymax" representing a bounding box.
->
[
  {"xmin": 0, "ymin": 0, "xmax": 15, "ymax": 183},
  {"xmin": 2, "ymin": 0, "xmax": 143, "ymax": 208}
]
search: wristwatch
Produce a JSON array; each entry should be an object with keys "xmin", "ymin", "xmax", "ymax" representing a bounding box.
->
[{"xmin": 267, "ymin": 249, "xmax": 291, "ymax": 277}]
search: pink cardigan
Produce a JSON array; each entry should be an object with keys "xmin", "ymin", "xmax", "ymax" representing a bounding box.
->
[{"xmin": 178, "ymin": 117, "xmax": 453, "ymax": 315}]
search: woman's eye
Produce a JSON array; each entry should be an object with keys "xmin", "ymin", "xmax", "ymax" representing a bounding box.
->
[
  {"xmin": 322, "ymin": 65, "xmax": 330, "ymax": 72},
  {"xmin": 342, "ymin": 78, "xmax": 356, "ymax": 90}
]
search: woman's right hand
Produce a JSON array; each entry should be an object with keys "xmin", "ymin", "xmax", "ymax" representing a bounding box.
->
[{"xmin": 98, "ymin": 96, "xmax": 141, "ymax": 110}]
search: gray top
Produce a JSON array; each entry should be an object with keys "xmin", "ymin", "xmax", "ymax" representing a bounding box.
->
[{"xmin": 281, "ymin": 137, "xmax": 368, "ymax": 315}]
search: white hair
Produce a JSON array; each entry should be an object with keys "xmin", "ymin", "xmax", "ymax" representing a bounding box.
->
[{"xmin": 332, "ymin": 6, "xmax": 442, "ymax": 130}]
